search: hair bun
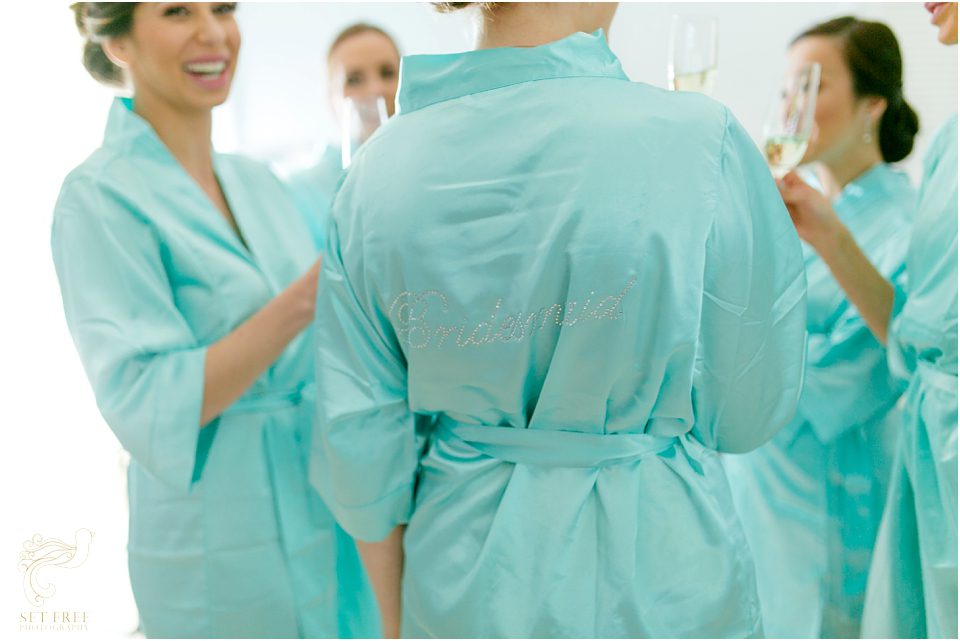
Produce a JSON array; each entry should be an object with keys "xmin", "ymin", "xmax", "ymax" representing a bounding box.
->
[
  {"xmin": 70, "ymin": 2, "xmax": 136, "ymax": 88},
  {"xmin": 879, "ymin": 96, "xmax": 920, "ymax": 163}
]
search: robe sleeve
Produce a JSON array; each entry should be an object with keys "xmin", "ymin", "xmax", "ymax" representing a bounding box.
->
[
  {"xmin": 887, "ymin": 117, "xmax": 958, "ymax": 382},
  {"xmin": 51, "ymin": 176, "xmax": 208, "ymax": 492},
  {"xmin": 310, "ymin": 212, "xmax": 417, "ymax": 543},
  {"xmin": 798, "ymin": 226, "xmax": 910, "ymax": 443},
  {"xmin": 691, "ymin": 108, "xmax": 807, "ymax": 454},
  {"xmin": 885, "ymin": 279, "xmax": 916, "ymax": 383}
]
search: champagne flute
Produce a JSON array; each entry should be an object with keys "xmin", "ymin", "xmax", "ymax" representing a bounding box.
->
[
  {"xmin": 341, "ymin": 95, "xmax": 389, "ymax": 168},
  {"xmin": 762, "ymin": 63, "xmax": 821, "ymax": 179},
  {"xmin": 667, "ymin": 15, "xmax": 719, "ymax": 96}
]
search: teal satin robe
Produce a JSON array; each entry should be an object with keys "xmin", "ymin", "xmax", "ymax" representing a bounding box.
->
[
  {"xmin": 862, "ymin": 115, "xmax": 958, "ymax": 639},
  {"xmin": 724, "ymin": 164, "xmax": 915, "ymax": 638},
  {"xmin": 51, "ymin": 99, "xmax": 377, "ymax": 639},
  {"xmin": 310, "ymin": 30, "xmax": 807, "ymax": 638},
  {"xmin": 286, "ymin": 145, "xmax": 343, "ymax": 250}
]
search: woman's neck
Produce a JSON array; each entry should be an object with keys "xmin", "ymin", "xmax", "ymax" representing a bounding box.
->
[
  {"xmin": 133, "ymin": 93, "xmax": 215, "ymax": 183},
  {"xmin": 475, "ymin": 2, "xmax": 615, "ymax": 50}
]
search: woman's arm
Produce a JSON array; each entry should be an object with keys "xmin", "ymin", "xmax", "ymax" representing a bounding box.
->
[
  {"xmin": 692, "ymin": 109, "xmax": 807, "ymax": 453},
  {"xmin": 778, "ymin": 171, "xmax": 894, "ymax": 344},
  {"xmin": 309, "ymin": 213, "xmax": 418, "ymax": 636},
  {"xmin": 357, "ymin": 526, "xmax": 405, "ymax": 638},
  {"xmin": 201, "ymin": 259, "xmax": 321, "ymax": 425}
]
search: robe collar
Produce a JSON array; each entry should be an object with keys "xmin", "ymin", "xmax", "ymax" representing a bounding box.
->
[
  {"xmin": 834, "ymin": 162, "xmax": 910, "ymax": 222},
  {"xmin": 100, "ymin": 98, "xmax": 277, "ymax": 285},
  {"xmin": 396, "ymin": 29, "xmax": 627, "ymax": 115}
]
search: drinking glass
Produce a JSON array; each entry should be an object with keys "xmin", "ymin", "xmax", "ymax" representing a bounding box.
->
[
  {"xmin": 667, "ymin": 15, "xmax": 719, "ymax": 96},
  {"xmin": 762, "ymin": 63, "xmax": 821, "ymax": 179},
  {"xmin": 341, "ymin": 95, "xmax": 389, "ymax": 168}
]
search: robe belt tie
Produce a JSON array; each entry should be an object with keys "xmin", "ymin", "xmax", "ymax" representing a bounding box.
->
[
  {"xmin": 916, "ymin": 361, "xmax": 959, "ymax": 395},
  {"xmin": 434, "ymin": 416, "xmax": 680, "ymax": 468}
]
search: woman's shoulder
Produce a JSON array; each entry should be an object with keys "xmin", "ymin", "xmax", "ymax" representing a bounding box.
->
[
  {"xmin": 931, "ymin": 112, "xmax": 958, "ymax": 147},
  {"xmin": 923, "ymin": 113, "xmax": 958, "ymax": 180},
  {"xmin": 845, "ymin": 165, "xmax": 916, "ymax": 241},
  {"xmin": 620, "ymin": 79, "xmax": 727, "ymax": 116},
  {"xmin": 878, "ymin": 164, "xmax": 918, "ymax": 204},
  {"xmin": 55, "ymin": 146, "xmax": 146, "ymax": 221},
  {"xmin": 580, "ymin": 79, "xmax": 737, "ymax": 166},
  {"xmin": 558, "ymin": 77, "xmax": 731, "ymax": 138}
]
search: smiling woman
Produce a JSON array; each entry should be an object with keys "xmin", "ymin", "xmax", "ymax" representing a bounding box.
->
[
  {"xmin": 53, "ymin": 3, "xmax": 379, "ymax": 638},
  {"xmin": 98, "ymin": 3, "xmax": 238, "ymax": 109}
]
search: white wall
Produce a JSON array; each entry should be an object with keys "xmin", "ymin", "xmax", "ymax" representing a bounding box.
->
[
  {"xmin": 1, "ymin": 2, "xmax": 956, "ymax": 639},
  {"xmin": 2, "ymin": 3, "xmax": 140, "ymax": 637}
]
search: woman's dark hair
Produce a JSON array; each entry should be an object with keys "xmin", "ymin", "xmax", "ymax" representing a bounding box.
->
[
  {"xmin": 327, "ymin": 23, "xmax": 400, "ymax": 61},
  {"xmin": 71, "ymin": 2, "xmax": 138, "ymax": 87},
  {"xmin": 794, "ymin": 16, "xmax": 919, "ymax": 163}
]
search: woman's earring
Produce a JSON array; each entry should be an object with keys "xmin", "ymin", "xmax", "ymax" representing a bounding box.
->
[{"xmin": 863, "ymin": 120, "xmax": 874, "ymax": 144}]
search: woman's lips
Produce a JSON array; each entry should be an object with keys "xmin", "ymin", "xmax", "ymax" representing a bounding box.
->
[{"xmin": 183, "ymin": 59, "xmax": 231, "ymax": 90}]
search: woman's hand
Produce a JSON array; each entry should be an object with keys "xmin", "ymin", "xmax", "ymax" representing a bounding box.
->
[
  {"xmin": 777, "ymin": 171, "xmax": 844, "ymax": 251},
  {"xmin": 200, "ymin": 257, "xmax": 323, "ymax": 426},
  {"xmin": 282, "ymin": 258, "xmax": 322, "ymax": 327}
]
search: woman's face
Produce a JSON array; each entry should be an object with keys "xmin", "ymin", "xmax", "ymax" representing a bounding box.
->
[
  {"xmin": 106, "ymin": 3, "xmax": 241, "ymax": 112},
  {"xmin": 926, "ymin": 3, "xmax": 959, "ymax": 45},
  {"xmin": 787, "ymin": 36, "xmax": 883, "ymax": 166},
  {"xmin": 328, "ymin": 30, "xmax": 400, "ymax": 118}
]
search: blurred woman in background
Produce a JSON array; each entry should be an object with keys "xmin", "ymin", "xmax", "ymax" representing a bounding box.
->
[
  {"xmin": 286, "ymin": 22, "xmax": 401, "ymax": 249},
  {"xmin": 723, "ymin": 17, "xmax": 918, "ymax": 638},
  {"xmin": 778, "ymin": 3, "xmax": 957, "ymax": 637},
  {"xmin": 53, "ymin": 3, "xmax": 376, "ymax": 637}
]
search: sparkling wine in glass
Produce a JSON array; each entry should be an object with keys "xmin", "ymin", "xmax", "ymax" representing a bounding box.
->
[
  {"xmin": 667, "ymin": 15, "xmax": 719, "ymax": 96},
  {"xmin": 341, "ymin": 95, "xmax": 388, "ymax": 168},
  {"xmin": 763, "ymin": 63, "xmax": 821, "ymax": 179}
]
